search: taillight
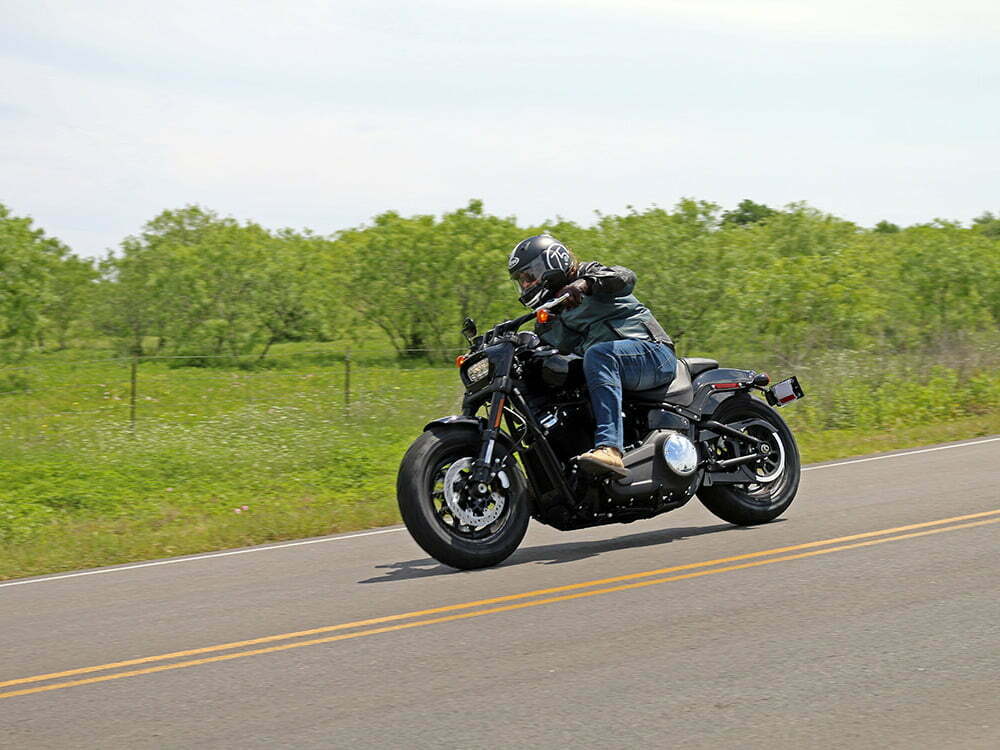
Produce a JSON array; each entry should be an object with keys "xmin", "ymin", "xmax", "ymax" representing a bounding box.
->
[{"xmin": 712, "ymin": 382, "xmax": 742, "ymax": 390}]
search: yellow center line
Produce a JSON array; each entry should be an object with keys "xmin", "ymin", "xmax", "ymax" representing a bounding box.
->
[
  {"xmin": 1, "ymin": 515, "xmax": 997, "ymax": 701},
  {"xmin": 1, "ymin": 508, "xmax": 997, "ymax": 693}
]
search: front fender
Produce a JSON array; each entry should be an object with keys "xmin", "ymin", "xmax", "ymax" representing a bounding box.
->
[
  {"xmin": 423, "ymin": 415, "xmax": 487, "ymax": 432},
  {"xmin": 422, "ymin": 416, "xmax": 520, "ymax": 470},
  {"xmin": 420, "ymin": 416, "xmax": 530, "ymax": 509}
]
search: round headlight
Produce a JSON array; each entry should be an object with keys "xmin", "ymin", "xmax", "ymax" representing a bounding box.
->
[
  {"xmin": 466, "ymin": 358, "xmax": 490, "ymax": 383},
  {"xmin": 662, "ymin": 433, "xmax": 698, "ymax": 476}
]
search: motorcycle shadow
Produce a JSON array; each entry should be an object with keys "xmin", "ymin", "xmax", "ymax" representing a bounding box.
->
[{"xmin": 359, "ymin": 521, "xmax": 772, "ymax": 584}]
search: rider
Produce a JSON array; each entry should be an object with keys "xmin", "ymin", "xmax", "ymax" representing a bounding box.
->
[{"xmin": 508, "ymin": 233, "xmax": 677, "ymax": 476}]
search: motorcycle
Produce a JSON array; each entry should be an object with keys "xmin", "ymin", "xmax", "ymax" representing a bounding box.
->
[{"xmin": 397, "ymin": 294, "xmax": 804, "ymax": 569}]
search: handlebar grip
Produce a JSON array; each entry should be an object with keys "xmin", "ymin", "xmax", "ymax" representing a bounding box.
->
[{"xmin": 540, "ymin": 293, "xmax": 571, "ymax": 311}]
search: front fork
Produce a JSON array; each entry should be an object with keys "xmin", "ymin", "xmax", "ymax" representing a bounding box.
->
[
  {"xmin": 468, "ymin": 391, "xmax": 507, "ymax": 493},
  {"xmin": 469, "ymin": 388, "xmax": 575, "ymax": 506}
]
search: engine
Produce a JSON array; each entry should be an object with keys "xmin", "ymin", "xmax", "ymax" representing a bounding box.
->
[
  {"xmin": 534, "ymin": 402, "xmax": 594, "ymax": 463},
  {"xmin": 605, "ymin": 430, "xmax": 701, "ymax": 503}
]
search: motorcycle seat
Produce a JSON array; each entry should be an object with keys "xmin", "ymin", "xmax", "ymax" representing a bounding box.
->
[
  {"xmin": 625, "ymin": 359, "xmax": 695, "ymax": 406},
  {"xmin": 683, "ymin": 357, "xmax": 719, "ymax": 378},
  {"xmin": 624, "ymin": 358, "xmax": 718, "ymax": 406}
]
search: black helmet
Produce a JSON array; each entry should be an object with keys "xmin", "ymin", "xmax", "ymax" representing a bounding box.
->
[{"xmin": 507, "ymin": 233, "xmax": 573, "ymax": 308}]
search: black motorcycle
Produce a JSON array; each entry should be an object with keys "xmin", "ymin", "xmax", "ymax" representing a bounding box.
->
[{"xmin": 397, "ymin": 294, "xmax": 804, "ymax": 570}]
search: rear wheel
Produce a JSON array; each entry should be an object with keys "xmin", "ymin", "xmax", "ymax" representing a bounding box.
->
[
  {"xmin": 697, "ymin": 396, "xmax": 800, "ymax": 525},
  {"xmin": 397, "ymin": 426, "xmax": 530, "ymax": 569}
]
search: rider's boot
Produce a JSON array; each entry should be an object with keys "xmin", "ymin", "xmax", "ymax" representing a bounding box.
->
[{"xmin": 576, "ymin": 446, "xmax": 628, "ymax": 478}]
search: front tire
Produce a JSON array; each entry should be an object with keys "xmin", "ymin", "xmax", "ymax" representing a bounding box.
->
[
  {"xmin": 397, "ymin": 426, "xmax": 530, "ymax": 570},
  {"xmin": 697, "ymin": 396, "xmax": 800, "ymax": 526}
]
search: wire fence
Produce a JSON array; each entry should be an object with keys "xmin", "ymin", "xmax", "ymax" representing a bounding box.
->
[
  {"xmin": 3, "ymin": 343, "xmax": 999, "ymax": 440},
  {"xmin": 0, "ymin": 348, "xmax": 466, "ymax": 437},
  {"xmin": 0, "ymin": 346, "xmax": 467, "ymax": 371}
]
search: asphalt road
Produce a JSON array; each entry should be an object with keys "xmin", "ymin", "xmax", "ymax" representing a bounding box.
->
[{"xmin": 2, "ymin": 436, "xmax": 998, "ymax": 749}]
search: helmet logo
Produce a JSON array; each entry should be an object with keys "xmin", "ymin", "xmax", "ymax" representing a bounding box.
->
[
  {"xmin": 507, "ymin": 252, "xmax": 519, "ymax": 270},
  {"xmin": 542, "ymin": 243, "xmax": 570, "ymax": 271}
]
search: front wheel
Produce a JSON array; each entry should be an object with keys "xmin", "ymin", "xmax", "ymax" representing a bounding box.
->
[
  {"xmin": 697, "ymin": 396, "xmax": 800, "ymax": 526},
  {"xmin": 396, "ymin": 426, "xmax": 530, "ymax": 570}
]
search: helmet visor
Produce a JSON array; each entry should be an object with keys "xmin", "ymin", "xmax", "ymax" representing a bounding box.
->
[
  {"xmin": 509, "ymin": 255, "xmax": 547, "ymax": 286},
  {"xmin": 510, "ymin": 255, "xmax": 551, "ymax": 308}
]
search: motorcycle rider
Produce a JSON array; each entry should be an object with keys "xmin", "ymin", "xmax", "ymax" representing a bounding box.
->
[{"xmin": 508, "ymin": 233, "xmax": 676, "ymax": 477}]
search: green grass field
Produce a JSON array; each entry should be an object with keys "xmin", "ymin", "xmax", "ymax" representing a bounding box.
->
[{"xmin": 1, "ymin": 340, "xmax": 998, "ymax": 580}]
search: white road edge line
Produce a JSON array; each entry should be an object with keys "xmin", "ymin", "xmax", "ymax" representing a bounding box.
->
[
  {"xmin": 0, "ymin": 528, "xmax": 402, "ymax": 588},
  {"xmin": 801, "ymin": 436, "xmax": 1000, "ymax": 471},
  {"xmin": 2, "ymin": 436, "xmax": 997, "ymax": 589}
]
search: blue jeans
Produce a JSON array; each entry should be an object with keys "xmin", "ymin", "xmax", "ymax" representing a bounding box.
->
[{"xmin": 582, "ymin": 340, "xmax": 677, "ymax": 453}]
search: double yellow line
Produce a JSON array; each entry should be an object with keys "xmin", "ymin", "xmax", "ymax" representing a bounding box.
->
[{"xmin": 2, "ymin": 509, "xmax": 998, "ymax": 700}]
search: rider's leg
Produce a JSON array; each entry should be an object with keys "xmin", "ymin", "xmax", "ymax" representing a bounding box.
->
[{"xmin": 579, "ymin": 340, "xmax": 677, "ymax": 473}]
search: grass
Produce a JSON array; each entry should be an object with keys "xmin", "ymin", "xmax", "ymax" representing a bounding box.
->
[
  {"xmin": 794, "ymin": 411, "xmax": 1000, "ymax": 463},
  {"xmin": 1, "ymin": 340, "xmax": 998, "ymax": 580}
]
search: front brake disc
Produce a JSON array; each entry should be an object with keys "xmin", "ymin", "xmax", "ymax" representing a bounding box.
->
[{"xmin": 442, "ymin": 457, "xmax": 509, "ymax": 527}]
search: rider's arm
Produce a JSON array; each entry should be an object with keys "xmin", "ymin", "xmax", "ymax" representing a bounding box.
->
[
  {"xmin": 536, "ymin": 318, "xmax": 582, "ymax": 355},
  {"xmin": 576, "ymin": 261, "xmax": 636, "ymax": 298}
]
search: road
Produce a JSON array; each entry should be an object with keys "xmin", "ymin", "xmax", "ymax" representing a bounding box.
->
[{"xmin": 1, "ymin": 436, "xmax": 998, "ymax": 749}]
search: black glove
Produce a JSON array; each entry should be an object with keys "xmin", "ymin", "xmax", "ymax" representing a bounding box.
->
[{"xmin": 556, "ymin": 278, "xmax": 591, "ymax": 309}]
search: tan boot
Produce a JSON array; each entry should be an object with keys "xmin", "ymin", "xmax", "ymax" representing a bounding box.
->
[{"xmin": 576, "ymin": 446, "xmax": 629, "ymax": 478}]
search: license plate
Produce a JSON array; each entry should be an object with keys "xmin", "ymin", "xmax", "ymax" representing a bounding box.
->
[{"xmin": 765, "ymin": 376, "xmax": 804, "ymax": 407}]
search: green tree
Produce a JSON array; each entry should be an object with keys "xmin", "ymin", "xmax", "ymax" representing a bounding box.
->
[
  {"xmin": 437, "ymin": 200, "xmax": 524, "ymax": 329},
  {"xmin": 41, "ymin": 254, "xmax": 99, "ymax": 349},
  {"xmin": 334, "ymin": 211, "xmax": 449, "ymax": 357},
  {"xmin": 721, "ymin": 199, "xmax": 777, "ymax": 228},
  {"xmin": 886, "ymin": 225, "xmax": 999, "ymax": 347},
  {"xmin": 0, "ymin": 204, "xmax": 64, "ymax": 361},
  {"xmin": 972, "ymin": 211, "xmax": 1000, "ymax": 239},
  {"xmin": 575, "ymin": 200, "xmax": 724, "ymax": 347},
  {"xmin": 873, "ymin": 220, "xmax": 901, "ymax": 234},
  {"xmin": 334, "ymin": 201, "xmax": 524, "ymax": 359},
  {"xmin": 255, "ymin": 229, "xmax": 339, "ymax": 359},
  {"xmin": 96, "ymin": 206, "xmax": 215, "ymax": 355},
  {"xmin": 97, "ymin": 206, "xmax": 269, "ymax": 357}
]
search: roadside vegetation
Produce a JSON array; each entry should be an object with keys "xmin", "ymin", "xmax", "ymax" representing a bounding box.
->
[{"xmin": 1, "ymin": 198, "xmax": 998, "ymax": 578}]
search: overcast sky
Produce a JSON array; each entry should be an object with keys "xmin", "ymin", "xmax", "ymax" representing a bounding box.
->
[{"xmin": 3, "ymin": 0, "xmax": 998, "ymax": 257}]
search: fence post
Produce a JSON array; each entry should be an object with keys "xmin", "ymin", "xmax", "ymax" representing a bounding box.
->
[
  {"xmin": 129, "ymin": 354, "xmax": 138, "ymax": 431},
  {"xmin": 344, "ymin": 348, "xmax": 352, "ymax": 408}
]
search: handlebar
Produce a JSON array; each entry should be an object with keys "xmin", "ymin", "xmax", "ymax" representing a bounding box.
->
[
  {"xmin": 508, "ymin": 293, "xmax": 572, "ymax": 330},
  {"xmin": 476, "ymin": 293, "xmax": 573, "ymax": 348}
]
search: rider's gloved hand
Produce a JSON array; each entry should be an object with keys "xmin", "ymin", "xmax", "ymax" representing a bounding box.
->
[{"xmin": 557, "ymin": 278, "xmax": 591, "ymax": 309}]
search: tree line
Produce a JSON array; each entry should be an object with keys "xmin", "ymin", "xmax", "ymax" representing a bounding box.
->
[{"xmin": 1, "ymin": 199, "xmax": 998, "ymax": 364}]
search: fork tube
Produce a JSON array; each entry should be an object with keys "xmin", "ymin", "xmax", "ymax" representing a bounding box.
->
[{"xmin": 472, "ymin": 391, "xmax": 506, "ymax": 481}]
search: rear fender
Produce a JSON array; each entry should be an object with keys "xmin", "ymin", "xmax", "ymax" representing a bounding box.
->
[{"xmin": 690, "ymin": 368, "xmax": 757, "ymax": 417}]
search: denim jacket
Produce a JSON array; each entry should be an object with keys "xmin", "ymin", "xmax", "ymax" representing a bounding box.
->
[{"xmin": 535, "ymin": 261, "xmax": 673, "ymax": 356}]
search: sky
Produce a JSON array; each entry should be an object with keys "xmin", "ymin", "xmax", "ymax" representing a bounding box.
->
[{"xmin": 2, "ymin": 0, "xmax": 999, "ymax": 257}]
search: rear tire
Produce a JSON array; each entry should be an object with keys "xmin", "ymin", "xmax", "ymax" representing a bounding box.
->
[
  {"xmin": 697, "ymin": 396, "xmax": 800, "ymax": 526},
  {"xmin": 397, "ymin": 426, "xmax": 530, "ymax": 570}
]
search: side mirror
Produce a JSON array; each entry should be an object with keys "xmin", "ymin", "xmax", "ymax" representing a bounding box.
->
[{"xmin": 461, "ymin": 317, "xmax": 477, "ymax": 342}]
